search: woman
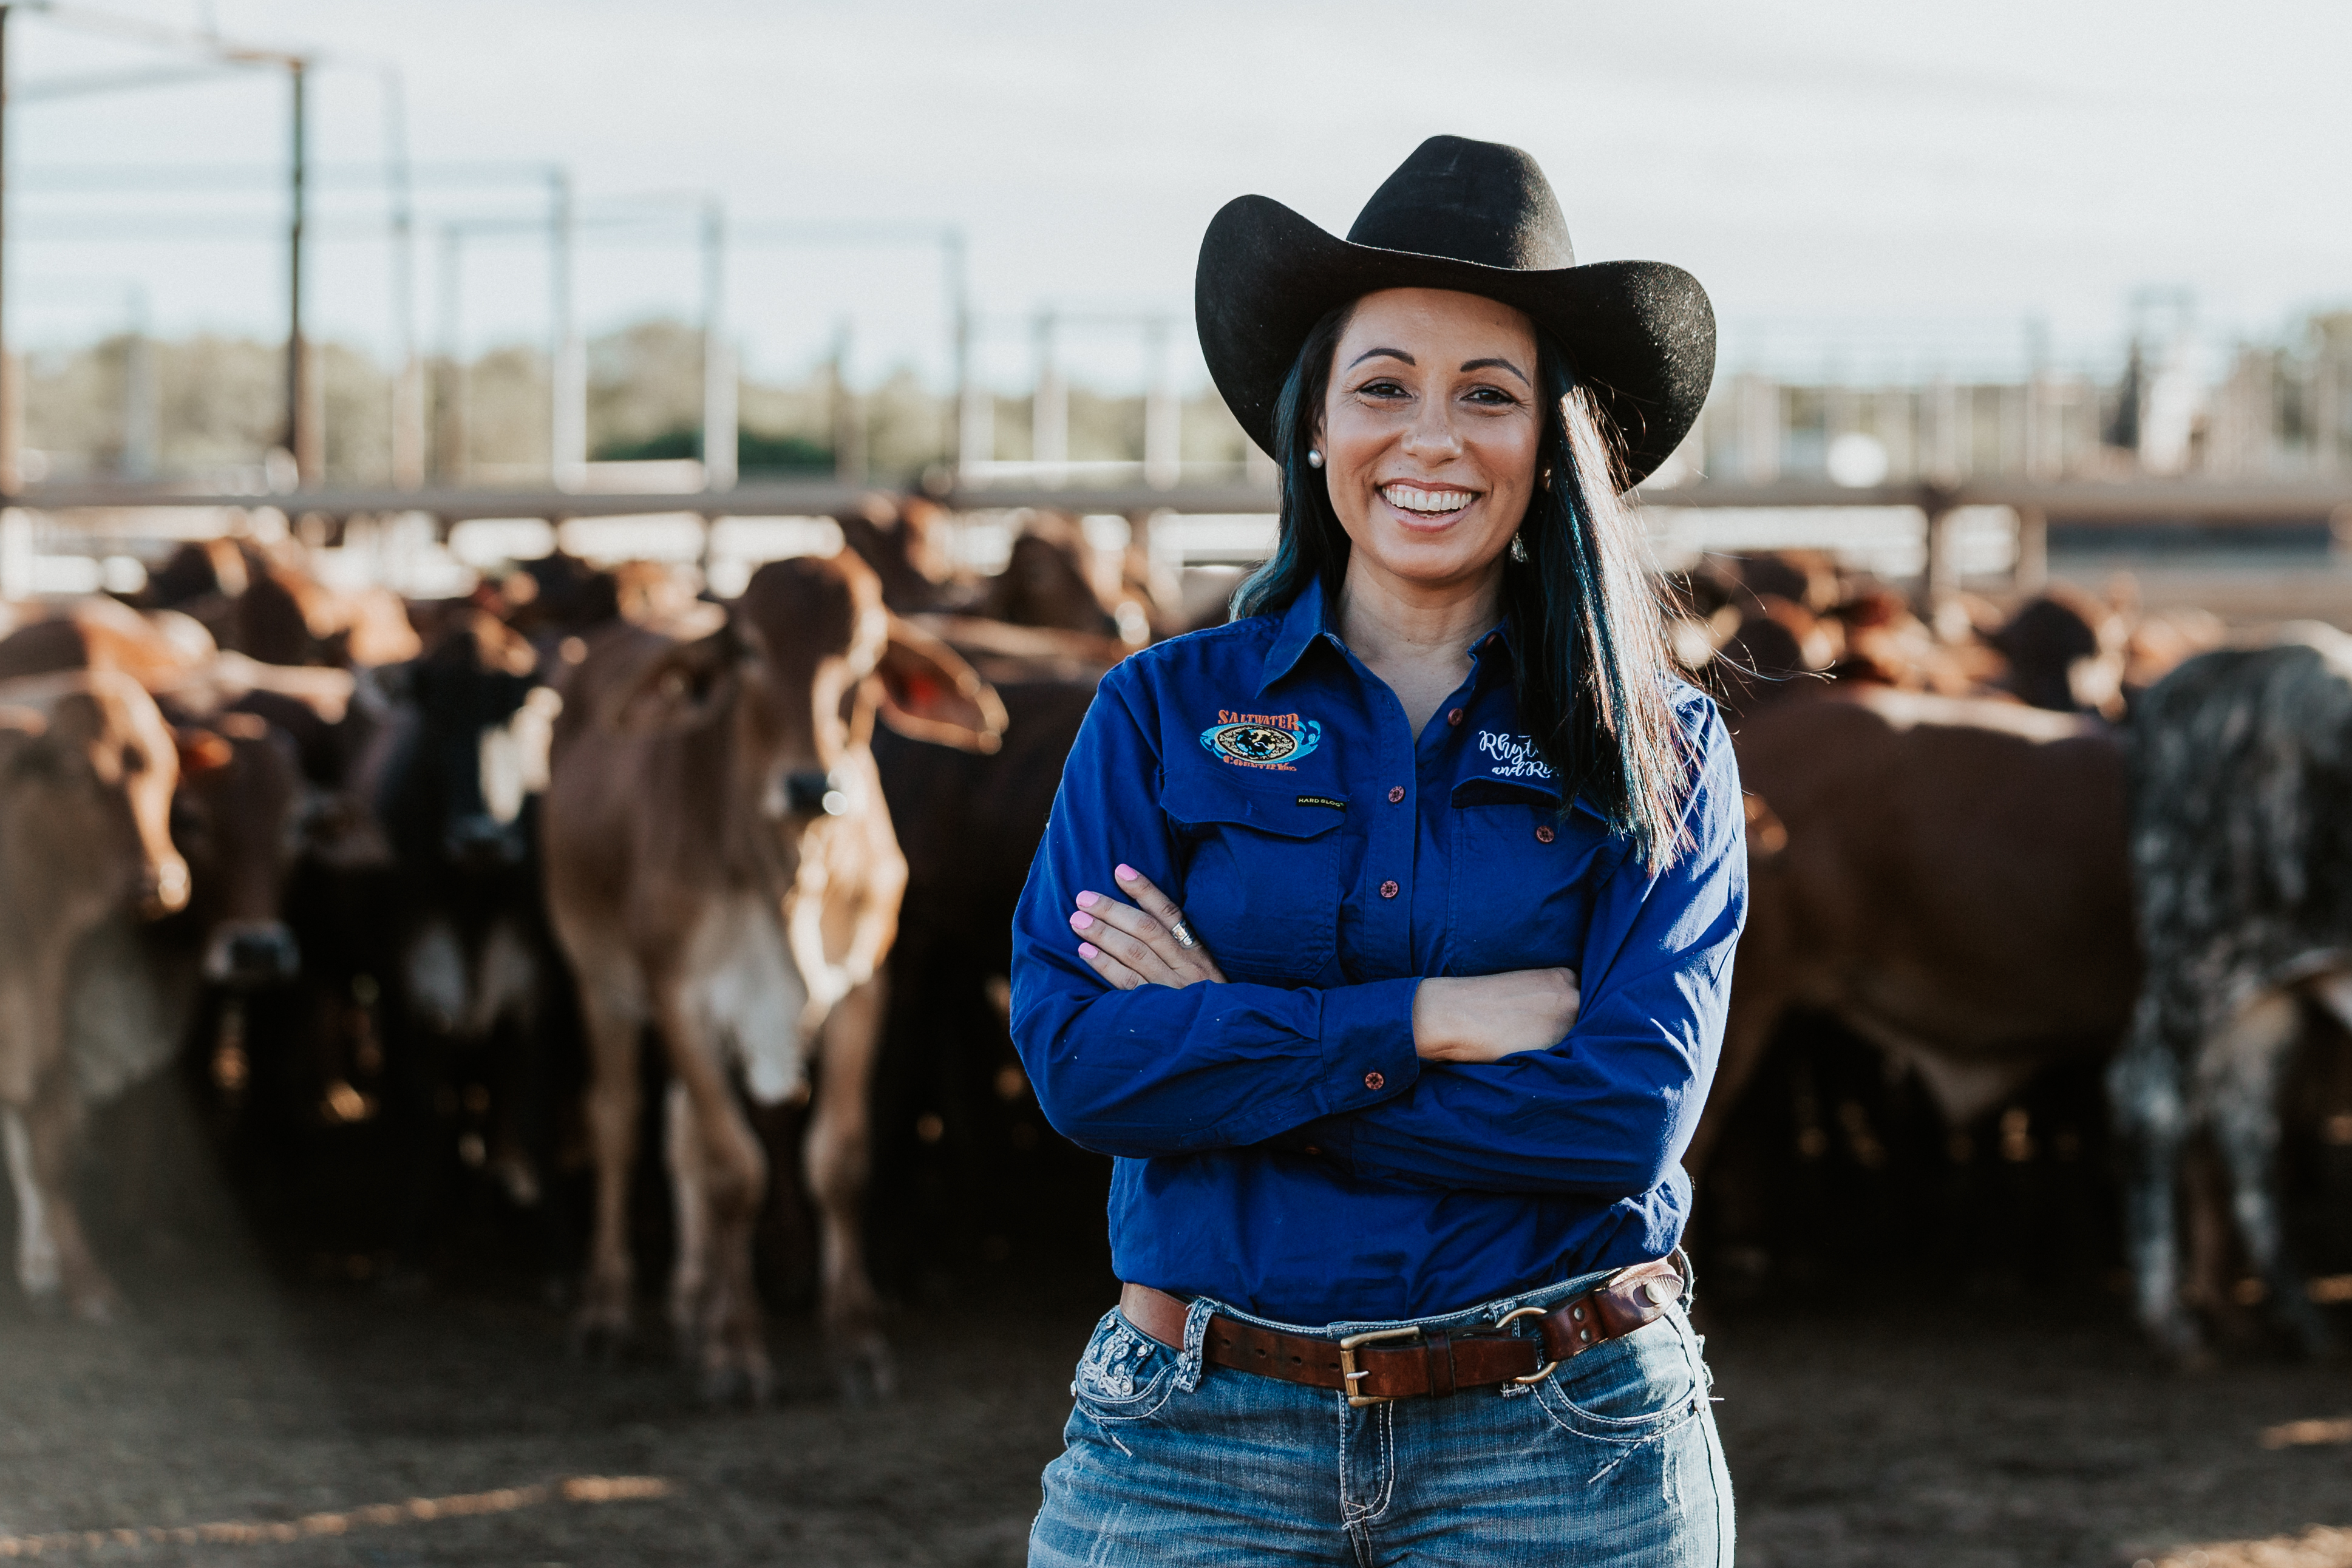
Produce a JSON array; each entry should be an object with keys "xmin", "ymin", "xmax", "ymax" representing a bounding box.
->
[{"xmin": 1011, "ymin": 136, "xmax": 1744, "ymax": 1565}]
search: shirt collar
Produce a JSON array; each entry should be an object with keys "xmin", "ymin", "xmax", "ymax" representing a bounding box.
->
[
  {"xmin": 1258, "ymin": 575, "xmax": 1517, "ymax": 696},
  {"xmin": 1257, "ymin": 577, "xmax": 1333, "ymax": 694}
]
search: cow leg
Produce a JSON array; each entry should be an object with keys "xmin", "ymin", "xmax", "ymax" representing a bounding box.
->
[
  {"xmin": 11, "ymin": 1062, "xmax": 120, "ymax": 1322},
  {"xmin": 663, "ymin": 1078, "xmax": 713, "ymax": 1361},
  {"xmin": 2207, "ymin": 989, "xmax": 2333, "ymax": 1357},
  {"xmin": 2109, "ymin": 994, "xmax": 2200, "ymax": 1363},
  {"xmin": 572, "ymin": 968, "xmax": 645, "ymax": 1358},
  {"xmin": 1, "ymin": 1104, "xmax": 58, "ymax": 1308},
  {"xmin": 806, "ymin": 972, "xmax": 892, "ymax": 1400},
  {"xmin": 656, "ymin": 989, "xmax": 771, "ymax": 1405}
]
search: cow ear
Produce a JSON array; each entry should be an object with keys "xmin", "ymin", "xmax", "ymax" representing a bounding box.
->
[
  {"xmin": 872, "ymin": 616, "xmax": 1007, "ymax": 755},
  {"xmin": 611, "ymin": 625, "xmax": 742, "ymax": 735},
  {"xmin": 175, "ymin": 726, "xmax": 234, "ymax": 777}
]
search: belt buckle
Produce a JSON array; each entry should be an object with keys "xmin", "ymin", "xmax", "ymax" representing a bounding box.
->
[
  {"xmin": 1495, "ymin": 1305, "xmax": 1562, "ymax": 1385},
  {"xmin": 1336, "ymin": 1325, "xmax": 1421, "ymax": 1408}
]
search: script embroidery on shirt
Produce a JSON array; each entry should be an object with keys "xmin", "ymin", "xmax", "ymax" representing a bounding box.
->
[
  {"xmin": 1478, "ymin": 730, "xmax": 1555, "ymax": 779},
  {"xmin": 1200, "ymin": 709, "xmax": 1322, "ymax": 772}
]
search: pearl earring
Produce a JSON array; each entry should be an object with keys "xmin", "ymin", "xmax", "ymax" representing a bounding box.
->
[
  {"xmin": 1307, "ymin": 449, "xmax": 1324, "ymax": 469},
  {"xmin": 1509, "ymin": 532, "xmax": 1529, "ymax": 563}
]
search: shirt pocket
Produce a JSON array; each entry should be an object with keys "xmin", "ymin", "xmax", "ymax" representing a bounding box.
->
[
  {"xmin": 1446, "ymin": 778, "xmax": 1620, "ymax": 976},
  {"xmin": 1162, "ymin": 771, "xmax": 1348, "ymax": 984}
]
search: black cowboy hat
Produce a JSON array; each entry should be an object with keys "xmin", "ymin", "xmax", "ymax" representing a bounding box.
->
[{"xmin": 1195, "ymin": 135, "xmax": 1715, "ymax": 490}]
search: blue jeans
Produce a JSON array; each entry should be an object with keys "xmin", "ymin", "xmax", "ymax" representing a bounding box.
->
[{"xmin": 1030, "ymin": 1265, "xmax": 1734, "ymax": 1566}]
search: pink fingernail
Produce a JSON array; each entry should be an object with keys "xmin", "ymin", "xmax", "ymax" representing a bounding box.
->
[
  {"xmin": 1071, "ymin": 912, "xmax": 1093, "ymax": 931},
  {"xmin": 1076, "ymin": 891, "xmax": 1100, "ymax": 909},
  {"xmin": 1078, "ymin": 942, "xmax": 1098, "ymax": 959},
  {"xmin": 1115, "ymin": 864, "xmax": 1138, "ymax": 881}
]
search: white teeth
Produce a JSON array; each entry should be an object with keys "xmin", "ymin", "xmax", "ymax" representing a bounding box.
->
[{"xmin": 1381, "ymin": 484, "xmax": 1477, "ymax": 515}]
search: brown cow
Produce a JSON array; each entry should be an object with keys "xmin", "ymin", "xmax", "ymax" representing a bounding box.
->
[
  {"xmin": 974, "ymin": 521, "xmax": 1119, "ymax": 637},
  {"xmin": 1988, "ymin": 585, "xmax": 2130, "ymax": 718},
  {"xmin": 0, "ymin": 601, "xmax": 322, "ymax": 988},
  {"xmin": 836, "ymin": 494, "xmax": 961, "ymax": 615},
  {"xmin": 0, "ymin": 671, "xmax": 189, "ymax": 1320},
  {"xmin": 543, "ymin": 551, "xmax": 1004, "ymax": 1400},
  {"xmin": 1688, "ymin": 686, "xmax": 2136, "ymax": 1175},
  {"xmin": 143, "ymin": 536, "xmax": 419, "ymax": 668}
]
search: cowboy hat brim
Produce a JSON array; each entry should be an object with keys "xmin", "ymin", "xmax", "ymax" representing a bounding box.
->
[{"xmin": 1195, "ymin": 194, "xmax": 1716, "ymax": 490}]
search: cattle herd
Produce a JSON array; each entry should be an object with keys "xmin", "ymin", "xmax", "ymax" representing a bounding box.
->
[{"xmin": 0, "ymin": 498, "xmax": 2347, "ymax": 1400}]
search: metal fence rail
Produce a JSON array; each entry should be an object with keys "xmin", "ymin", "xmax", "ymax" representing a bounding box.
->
[
  {"xmin": 13, "ymin": 475, "xmax": 2352, "ymax": 522},
  {"xmin": 10, "ymin": 476, "xmax": 2352, "ymax": 607}
]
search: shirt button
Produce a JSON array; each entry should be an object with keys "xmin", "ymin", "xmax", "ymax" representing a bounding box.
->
[
  {"xmin": 1447, "ymin": 708, "xmax": 1464, "ymax": 726},
  {"xmin": 1379, "ymin": 880, "xmax": 1399, "ymax": 899},
  {"xmin": 1535, "ymin": 825, "xmax": 1555, "ymax": 843},
  {"xmin": 1363, "ymin": 1071, "xmax": 1385, "ymax": 1091},
  {"xmin": 1387, "ymin": 785, "xmax": 1405, "ymax": 804}
]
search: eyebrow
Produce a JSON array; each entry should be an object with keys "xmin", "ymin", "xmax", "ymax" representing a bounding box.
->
[
  {"xmin": 1347, "ymin": 347, "xmax": 1415, "ymax": 369},
  {"xmin": 1460, "ymin": 356, "xmax": 1530, "ymax": 386}
]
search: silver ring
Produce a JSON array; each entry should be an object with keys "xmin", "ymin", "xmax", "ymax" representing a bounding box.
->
[{"xmin": 1168, "ymin": 917, "xmax": 1200, "ymax": 951}]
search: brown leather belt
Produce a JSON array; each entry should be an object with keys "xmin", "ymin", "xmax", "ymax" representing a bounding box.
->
[{"xmin": 1118, "ymin": 1258, "xmax": 1685, "ymax": 1407}]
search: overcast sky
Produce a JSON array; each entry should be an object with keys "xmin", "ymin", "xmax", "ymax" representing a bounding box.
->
[{"xmin": 9, "ymin": 0, "xmax": 2350, "ymax": 392}]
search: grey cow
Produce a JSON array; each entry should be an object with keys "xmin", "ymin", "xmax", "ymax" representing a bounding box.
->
[{"xmin": 2114, "ymin": 623, "xmax": 2352, "ymax": 1359}]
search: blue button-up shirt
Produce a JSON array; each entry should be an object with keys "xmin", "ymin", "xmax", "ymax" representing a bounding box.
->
[{"xmin": 1009, "ymin": 577, "xmax": 1747, "ymax": 1324}]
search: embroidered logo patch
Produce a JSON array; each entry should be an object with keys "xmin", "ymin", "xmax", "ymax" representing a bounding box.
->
[
  {"xmin": 1200, "ymin": 708, "xmax": 1322, "ymax": 772},
  {"xmin": 1478, "ymin": 730, "xmax": 1554, "ymax": 779}
]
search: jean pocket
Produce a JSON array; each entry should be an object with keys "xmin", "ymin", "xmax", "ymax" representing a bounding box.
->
[
  {"xmin": 1070, "ymin": 1308, "xmax": 1180, "ymax": 1424},
  {"xmin": 1528, "ymin": 1313, "xmax": 1706, "ymax": 1442}
]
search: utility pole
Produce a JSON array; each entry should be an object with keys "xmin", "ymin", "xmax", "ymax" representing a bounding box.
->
[
  {"xmin": 433, "ymin": 225, "xmax": 464, "ymax": 483},
  {"xmin": 701, "ymin": 199, "xmax": 735, "ymax": 491},
  {"xmin": 830, "ymin": 319, "xmax": 863, "ymax": 484},
  {"xmin": 123, "ymin": 285, "xmax": 156, "ymax": 478},
  {"xmin": 1143, "ymin": 314, "xmax": 1180, "ymax": 489},
  {"xmin": 0, "ymin": 3, "xmax": 16, "ymax": 501},
  {"xmin": 955, "ymin": 263, "xmax": 993, "ymax": 479},
  {"xmin": 1033, "ymin": 307, "xmax": 1064, "ymax": 485},
  {"xmin": 943, "ymin": 227, "xmax": 972, "ymax": 475},
  {"xmin": 548, "ymin": 169, "xmax": 585, "ymax": 489},
  {"xmin": 384, "ymin": 66, "xmax": 422, "ymax": 488},
  {"xmin": 283, "ymin": 57, "xmax": 319, "ymax": 485}
]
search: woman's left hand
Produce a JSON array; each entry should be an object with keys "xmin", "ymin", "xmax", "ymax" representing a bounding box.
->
[{"xmin": 1070, "ymin": 864, "xmax": 1227, "ymax": 990}]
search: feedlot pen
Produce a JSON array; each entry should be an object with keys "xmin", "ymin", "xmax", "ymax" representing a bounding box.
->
[{"xmin": 4, "ymin": 1064, "xmax": 2352, "ymax": 1568}]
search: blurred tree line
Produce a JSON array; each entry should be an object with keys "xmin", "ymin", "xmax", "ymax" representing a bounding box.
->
[{"xmin": 19, "ymin": 317, "xmax": 1254, "ymax": 486}]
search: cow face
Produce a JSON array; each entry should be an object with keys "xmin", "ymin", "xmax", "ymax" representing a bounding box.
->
[
  {"xmin": 1992, "ymin": 589, "xmax": 2129, "ymax": 719},
  {"xmin": 732, "ymin": 555, "xmax": 1008, "ymax": 820},
  {"xmin": 734, "ymin": 557, "xmax": 879, "ymax": 826},
  {"xmin": 171, "ymin": 713, "xmax": 305, "ymax": 988},
  {"xmin": 0, "ymin": 673, "xmax": 189, "ymax": 922},
  {"xmin": 618, "ymin": 552, "xmax": 1005, "ymax": 844},
  {"xmin": 381, "ymin": 613, "xmax": 556, "ymax": 873}
]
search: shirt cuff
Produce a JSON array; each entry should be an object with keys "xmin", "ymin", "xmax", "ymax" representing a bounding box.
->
[{"xmin": 1317, "ymin": 977, "xmax": 1422, "ymax": 1113}]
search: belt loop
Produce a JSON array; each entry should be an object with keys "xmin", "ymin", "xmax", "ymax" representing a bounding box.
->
[
  {"xmin": 1669, "ymin": 1246, "xmax": 1696, "ymax": 1309},
  {"xmin": 1176, "ymin": 1297, "xmax": 1214, "ymax": 1392},
  {"xmin": 1422, "ymin": 1329, "xmax": 1456, "ymax": 1399}
]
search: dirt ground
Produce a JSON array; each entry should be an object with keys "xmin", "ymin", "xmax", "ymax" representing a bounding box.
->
[{"xmin": 7, "ymin": 1086, "xmax": 2352, "ymax": 1567}]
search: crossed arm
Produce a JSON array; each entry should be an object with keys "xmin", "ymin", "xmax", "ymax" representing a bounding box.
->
[
  {"xmin": 1006, "ymin": 671, "xmax": 1746, "ymax": 1195},
  {"xmin": 1066, "ymin": 861, "xmax": 1583, "ymax": 1064}
]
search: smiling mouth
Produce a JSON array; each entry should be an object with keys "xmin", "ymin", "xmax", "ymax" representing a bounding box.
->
[{"xmin": 1378, "ymin": 481, "xmax": 1480, "ymax": 520}]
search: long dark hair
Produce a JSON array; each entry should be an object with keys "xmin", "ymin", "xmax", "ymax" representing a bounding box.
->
[{"xmin": 1232, "ymin": 302, "xmax": 1690, "ymax": 871}]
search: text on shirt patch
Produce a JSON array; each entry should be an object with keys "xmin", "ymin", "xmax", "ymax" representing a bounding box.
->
[
  {"xmin": 1478, "ymin": 731, "xmax": 1554, "ymax": 779},
  {"xmin": 1200, "ymin": 709, "xmax": 1322, "ymax": 771}
]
